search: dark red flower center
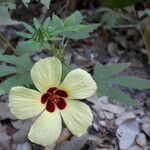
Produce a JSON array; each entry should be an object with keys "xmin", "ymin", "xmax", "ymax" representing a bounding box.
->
[{"xmin": 41, "ymin": 87, "xmax": 68, "ymax": 112}]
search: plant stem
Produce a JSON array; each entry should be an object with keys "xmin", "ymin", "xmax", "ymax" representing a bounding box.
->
[
  {"xmin": 0, "ymin": 32, "xmax": 16, "ymax": 52},
  {"xmin": 132, "ymin": 6, "xmax": 150, "ymax": 61},
  {"xmin": 138, "ymin": 24, "xmax": 149, "ymax": 53}
]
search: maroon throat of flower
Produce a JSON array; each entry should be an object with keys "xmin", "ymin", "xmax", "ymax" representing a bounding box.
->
[{"xmin": 41, "ymin": 87, "xmax": 68, "ymax": 112}]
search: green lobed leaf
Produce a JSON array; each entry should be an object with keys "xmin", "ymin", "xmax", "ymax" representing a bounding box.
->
[
  {"xmin": 0, "ymin": 65, "xmax": 17, "ymax": 77},
  {"xmin": 0, "ymin": 54, "xmax": 32, "ymax": 69},
  {"xmin": 94, "ymin": 62, "xmax": 131, "ymax": 80},
  {"xmin": 33, "ymin": 18, "xmax": 41, "ymax": 29},
  {"xmin": 64, "ymin": 11, "xmax": 83, "ymax": 26},
  {"xmin": 0, "ymin": 54, "xmax": 33, "ymax": 94},
  {"xmin": 15, "ymin": 40, "xmax": 50, "ymax": 56},
  {"xmin": 16, "ymin": 31, "xmax": 33, "ymax": 39},
  {"xmin": 0, "ymin": 73, "xmax": 32, "ymax": 93},
  {"xmin": 43, "ymin": 17, "xmax": 51, "ymax": 28},
  {"xmin": 103, "ymin": 62, "xmax": 131, "ymax": 77},
  {"xmin": 16, "ymin": 12, "xmax": 99, "ymax": 41},
  {"xmin": 50, "ymin": 12, "xmax": 100, "ymax": 40},
  {"xmin": 21, "ymin": 22, "xmax": 36, "ymax": 33},
  {"xmin": 93, "ymin": 62, "xmax": 150, "ymax": 106},
  {"xmin": 51, "ymin": 15, "xmax": 65, "ymax": 34},
  {"xmin": 15, "ymin": 54, "xmax": 33, "ymax": 73},
  {"xmin": 98, "ymin": 82, "xmax": 136, "ymax": 106},
  {"xmin": 94, "ymin": 8, "xmax": 134, "ymax": 28},
  {"xmin": 0, "ymin": 54, "xmax": 18, "ymax": 64},
  {"xmin": 63, "ymin": 23, "xmax": 100, "ymax": 39},
  {"xmin": 110, "ymin": 76, "xmax": 150, "ymax": 90}
]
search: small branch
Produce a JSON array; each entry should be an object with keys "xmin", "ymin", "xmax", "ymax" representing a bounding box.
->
[
  {"xmin": 56, "ymin": 128, "xmax": 71, "ymax": 143},
  {"xmin": 57, "ymin": 1, "xmax": 70, "ymax": 15},
  {"xmin": 111, "ymin": 24, "xmax": 137, "ymax": 29},
  {"xmin": 131, "ymin": 6, "xmax": 150, "ymax": 62},
  {"xmin": 0, "ymin": 32, "xmax": 16, "ymax": 52}
]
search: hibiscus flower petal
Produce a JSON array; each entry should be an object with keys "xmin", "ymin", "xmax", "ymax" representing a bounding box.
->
[
  {"xmin": 28, "ymin": 110, "xmax": 62, "ymax": 146},
  {"xmin": 31, "ymin": 57, "xmax": 62, "ymax": 93},
  {"xmin": 60, "ymin": 69, "xmax": 97, "ymax": 99},
  {"xmin": 9, "ymin": 86, "xmax": 45, "ymax": 119},
  {"xmin": 60, "ymin": 100, "xmax": 93, "ymax": 136}
]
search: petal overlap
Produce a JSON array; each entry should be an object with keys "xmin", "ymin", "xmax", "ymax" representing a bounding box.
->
[{"xmin": 60, "ymin": 69, "xmax": 97, "ymax": 99}]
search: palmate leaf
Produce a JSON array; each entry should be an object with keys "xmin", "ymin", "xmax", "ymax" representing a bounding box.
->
[
  {"xmin": 17, "ymin": 11, "xmax": 100, "ymax": 45},
  {"xmin": 110, "ymin": 76, "xmax": 150, "ymax": 90},
  {"xmin": 0, "ymin": 54, "xmax": 32, "ymax": 70},
  {"xmin": 98, "ymin": 83, "xmax": 136, "ymax": 106},
  {"xmin": 21, "ymin": 22, "xmax": 36, "ymax": 33},
  {"xmin": 33, "ymin": 18, "xmax": 41, "ymax": 29},
  {"xmin": 0, "ymin": 65, "xmax": 17, "ymax": 77},
  {"xmin": 51, "ymin": 15, "xmax": 65, "ymax": 34},
  {"xmin": 51, "ymin": 11, "xmax": 100, "ymax": 40},
  {"xmin": 16, "ymin": 32, "xmax": 32, "ymax": 39},
  {"xmin": 43, "ymin": 17, "xmax": 51, "ymax": 28},
  {"xmin": 94, "ymin": 63, "xmax": 150, "ymax": 106},
  {"xmin": 63, "ymin": 23, "xmax": 100, "ymax": 40},
  {"xmin": 51, "ymin": 11, "xmax": 83, "ymax": 34},
  {"xmin": 64, "ymin": 11, "xmax": 83, "ymax": 25},
  {"xmin": 0, "ymin": 54, "xmax": 33, "ymax": 94},
  {"xmin": 0, "ymin": 54, "xmax": 18, "ymax": 64},
  {"xmin": 94, "ymin": 8, "xmax": 133, "ymax": 28},
  {"xmin": 15, "ymin": 40, "xmax": 50, "ymax": 56},
  {"xmin": 0, "ymin": 73, "xmax": 32, "ymax": 93},
  {"xmin": 94, "ymin": 62, "xmax": 130, "ymax": 80}
]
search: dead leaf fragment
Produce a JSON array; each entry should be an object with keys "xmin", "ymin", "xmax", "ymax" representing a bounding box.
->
[
  {"xmin": 136, "ymin": 133, "xmax": 147, "ymax": 147},
  {"xmin": 16, "ymin": 142, "xmax": 32, "ymax": 150},
  {"xmin": 128, "ymin": 145, "xmax": 143, "ymax": 150},
  {"xmin": 141, "ymin": 117, "xmax": 150, "ymax": 137},
  {"xmin": 0, "ymin": 123, "xmax": 11, "ymax": 150},
  {"xmin": 88, "ymin": 96, "xmax": 126, "ymax": 115},
  {"xmin": 0, "ymin": 102, "xmax": 16, "ymax": 120},
  {"xmin": 13, "ymin": 120, "xmax": 33, "ymax": 144},
  {"xmin": 11, "ymin": 120, "xmax": 23, "ymax": 129},
  {"xmin": 115, "ymin": 112, "xmax": 136, "ymax": 125},
  {"xmin": 55, "ymin": 134, "xmax": 89, "ymax": 150},
  {"xmin": 56, "ymin": 128, "xmax": 71, "ymax": 143},
  {"xmin": 116, "ymin": 119, "xmax": 139, "ymax": 150}
]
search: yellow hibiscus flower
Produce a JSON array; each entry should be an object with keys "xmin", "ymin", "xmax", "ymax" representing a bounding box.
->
[{"xmin": 8, "ymin": 57, "xmax": 97, "ymax": 146}]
